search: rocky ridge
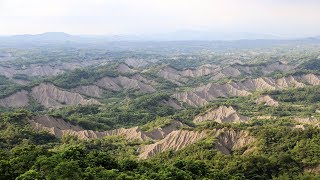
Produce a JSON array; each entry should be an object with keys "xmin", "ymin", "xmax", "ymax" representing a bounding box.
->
[
  {"xmin": 174, "ymin": 74, "xmax": 320, "ymax": 106},
  {"xmin": 158, "ymin": 62, "xmax": 294, "ymax": 85},
  {"xmin": 139, "ymin": 130, "xmax": 208, "ymax": 159},
  {"xmin": 95, "ymin": 75, "xmax": 155, "ymax": 93},
  {"xmin": 193, "ymin": 106, "xmax": 250, "ymax": 123},
  {"xmin": 29, "ymin": 115, "xmax": 255, "ymax": 159},
  {"xmin": 29, "ymin": 115, "xmax": 184, "ymax": 141},
  {"xmin": 31, "ymin": 83, "xmax": 100, "ymax": 108}
]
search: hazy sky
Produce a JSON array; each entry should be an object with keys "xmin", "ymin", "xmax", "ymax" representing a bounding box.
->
[{"xmin": 0, "ymin": 0, "xmax": 319, "ymax": 36}]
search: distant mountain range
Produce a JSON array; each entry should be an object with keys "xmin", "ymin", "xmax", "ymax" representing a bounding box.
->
[
  {"xmin": 0, "ymin": 31, "xmax": 319, "ymax": 49},
  {"xmin": 1, "ymin": 31, "xmax": 319, "ymax": 42},
  {"xmin": 5, "ymin": 32, "xmax": 80, "ymax": 42}
]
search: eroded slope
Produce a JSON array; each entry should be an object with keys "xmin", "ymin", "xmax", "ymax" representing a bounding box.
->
[
  {"xmin": 193, "ymin": 106, "xmax": 250, "ymax": 123},
  {"xmin": 174, "ymin": 74, "xmax": 320, "ymax": 106}
]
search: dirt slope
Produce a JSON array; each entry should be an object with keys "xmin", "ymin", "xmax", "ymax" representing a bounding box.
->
[
  {"xmin": 0, "ymin": 90, "xmax": 29, "ymax": 108},
  {"xmin": 29, "ymin": 115, "xmax": 183, "ymax": 140},
  {"xmin": 95, "ymin": 75, "xmax": 155, "ymax": 93},
  {"xmin": 193, "ymin": 106, "xmax": 250, "ymax": 123},
  {"xmin": 31, "ymin": 83, "xmax": 100, "ymax": 108},
  {"xmin": 139, "ymin": 130, "xmax": 208, "ymax": 159},
  {"xmin": 255, "ymin": 95, "xmax": 279, "ymax": 107},
  {"xmin": 72, "ymin": 85, "xmax": 103, "ymax": 98},
  {"xmin": 124, "ymin": 58, "xmax": 149, "ymax": 68}
]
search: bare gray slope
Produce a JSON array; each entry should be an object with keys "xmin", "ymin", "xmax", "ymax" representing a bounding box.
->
[
  {"xmin": 0, "ymin": 90, "xmax": 29, "ymax": 108},
  {"xmin": 174, "ymin": 74, "xmax": 320, "ymax": 106},
  {"xmin": 255, "ymin": 95, "xmax": 279, "ymax": 107},
  {"xmin": 95, "ymin": 75, "xmax": 156, "ymax": 93},
  {"xmin": 29, "ymin": 115, "xmax": 184, "ymax": 140},
  {"xmin": 193, "ymin": 106, "xmax": 250, "ymax": 123},
  {"xmin": 31, "ymin": 83, "xmax": 100, "ymax": 108},
  {"xmin": 215, "ymin": 128, "xmax": 255, "ymax": 155}
]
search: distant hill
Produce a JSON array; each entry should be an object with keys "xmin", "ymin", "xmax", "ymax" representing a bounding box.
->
[
  {"xmin": 10, "ymin": 32, "xmax": 76, "ymax": 42},
  {"xmin": 0, "ymin": 31, "xmax": 319, "ymax": 49}
]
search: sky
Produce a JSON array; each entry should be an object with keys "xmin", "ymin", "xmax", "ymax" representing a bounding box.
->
[{"xmin": 0, "ymin": 0, "xmax": 319, "ymax": 37}]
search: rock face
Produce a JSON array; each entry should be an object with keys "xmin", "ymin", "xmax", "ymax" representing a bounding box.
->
[
  {"xmin": 72, "ymin": 85, "xmax": 103, "ymax": 98},
  {"xmin": 193, "ymin": 106, "xmax": 250, "ymax": 123},
  {"xmin": 0, "ymin": 90, "xmax": 29, "ymax": 108},
  {"xmin": 255, "ymin": 95, "xmax": 279, "ymax": 107},
  {"xmin": 29, "ymin": 115, "xmax": 184, "ymax": 141},
  {"xmin": 31, "ymin": 83, "xmax": 100, "ymax": 108},
  {"xmin": 215, "ymin": 128, "xmax": 255, "ymax": 155},
  {"xmin": 95, "ymin": 76, "xmax": 155, "ymax": 93},
  {"xmin": 174, "ymin": 74, "xmax": 320, "ymax": 106},
  {"xmin": 139, "ymin": 130, "xmax": 207, "ymax": 159}
]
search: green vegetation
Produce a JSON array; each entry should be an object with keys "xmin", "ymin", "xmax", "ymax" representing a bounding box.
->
[
  {"xmin": 51, "ymin": 64, "xmax": 121, "ymax": 89},
  {"xmin": 271, "ymin": 86, "xmax": 320, "ymax": 103},
  {"xmin": 49, "ymin": 93, "xmax": 176, "ymax": 130},
  {"xmin": 299, "ymin": 59, "xmax": 320, "ymax": 71},
  {"xmin": 0, "ymin": 110, "xmax": 319, "ymax": 179}
]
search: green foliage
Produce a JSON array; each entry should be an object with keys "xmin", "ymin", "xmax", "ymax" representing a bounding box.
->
[
  {"xmin": 299, "ymin": 59, "xmax": 320, "ymax": 71},
  {"xmin": 271, "ymin": 86, "xmax": 320, "ymax": 103},
  {"xmin": 49, "ymin": 93, "xmax": 176, "ymax": 130},
  {"xmin": 141, "ymin": 117, "xmax": 172, "ymax": 132},
  {"xmin": 51, "ymin": 63, "xmax": 123, "ymax": 89}
]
